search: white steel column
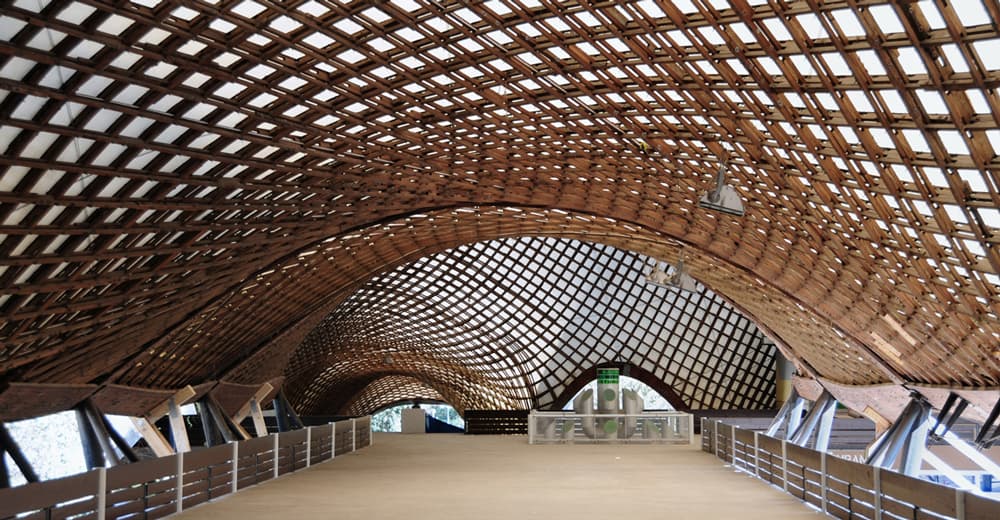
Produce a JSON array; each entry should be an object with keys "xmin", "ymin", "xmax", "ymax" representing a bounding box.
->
[
  {"xmin": 231, "ymin": 442, "xmax": 239, "ymax": 493},
  {"xmin": 272, "ymin": 433, "xmax": 280, "ymax": 479},
  {"xmin": 306, "ymin": 427, "xmax": 312, "ymax": 468},
  {"xmin": 175, "ymin": 451, "xmax": 184, "ymax": 513},
  {"xmin": 96, "ymin": 467, "xmax": 106, "ymax": 520}
]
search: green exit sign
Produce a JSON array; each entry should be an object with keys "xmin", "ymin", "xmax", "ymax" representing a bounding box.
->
[{"xmin": 597, "ymin": 368, "xmax": 619, "ymax": 384}]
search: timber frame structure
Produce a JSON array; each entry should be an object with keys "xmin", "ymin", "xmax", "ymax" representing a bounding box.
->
[{"xmin": 0, "ymin": 0, "xmax": 998, "ymax": 435}]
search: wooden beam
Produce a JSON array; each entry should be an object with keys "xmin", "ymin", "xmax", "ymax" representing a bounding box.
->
[
  {"xmin": 0, "ymin": 383, "xmax": 96, "ymax": 422},
  {"xmin": 248, "ymin": 398, "xmax": 269, "ymax": 437},
  {"xmin": 166, "ymin": 398, "xmax": 190, "ymax": 453},
  {"xmin": 129, "ymin": 417, "xmax": 173, "ymax": 457},
  {"xmin": 231, "ymin": 383, "xmax": 275, "ymax": 424},
  {"xmin": 144, "ymin": 386, "xmax": 197, "ymax": 423}
]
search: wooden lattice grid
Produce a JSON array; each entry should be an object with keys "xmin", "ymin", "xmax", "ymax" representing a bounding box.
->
[
  {"xmin": 0, "ymin": 1, "xmax": 996, "ymax": 417},
  {"xmin": 287, "ymin": 237, "xmax": 777, "ymax": 415}
]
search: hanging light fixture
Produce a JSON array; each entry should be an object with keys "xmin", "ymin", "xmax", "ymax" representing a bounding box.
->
[{"xmin": 699, "ymin": 160, "xmax": 745, "ymax": 216}]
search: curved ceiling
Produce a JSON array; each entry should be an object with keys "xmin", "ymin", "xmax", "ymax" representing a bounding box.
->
[
  {"xmin": 291, "ymin": 236, "xmax": 777, "ymax": 416},
  {"xmin": 0, "ymin": 1, "xmax": 997, "ymax": 419},
  {"xmin": 342, "ymin": 375, "xmax": 445, "ymax": 417}
]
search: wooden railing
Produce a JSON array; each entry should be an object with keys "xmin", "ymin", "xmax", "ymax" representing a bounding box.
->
[
  {"xmin": 0, "ymin": 416, "xmax": 372, "ymax": 520},
  {"xmin": 702, "ymin": 418, "xmax": 1000, "ymax": 520}
]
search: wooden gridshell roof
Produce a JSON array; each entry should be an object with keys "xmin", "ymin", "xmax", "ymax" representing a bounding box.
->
[{"xmin": 0, "ymin": 0, "xmax": 997, "ymax": 420}]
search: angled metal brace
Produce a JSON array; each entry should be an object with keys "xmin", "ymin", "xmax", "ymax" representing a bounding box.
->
[
  {"xmin": 866, "ymin": 395, "xmax": 931, "ymax": 476},
  {"xmin": 86, "ymin": 400, "xmax": 139, "ymax": 463},
  {"xmin": 930, "ymin": 392, "xmax": 969, "ymax": 440},
  {"xmin": 789, "ymin": 390, "xmax": 838, "ymax": 452},
  {"xmin": 0, "ymin": 422, "xmax": 38, "ymax": 485},
  {"xmin": 766, "ymin": 387, "xmax": 805, "ymax": 439},
  {"xmin": 974, "ymin": 394, "xmax": 1000, "ymax": 448},
  {"xmin": 273, "ymin": 390, "xmax": 304, "ymax": 432}
]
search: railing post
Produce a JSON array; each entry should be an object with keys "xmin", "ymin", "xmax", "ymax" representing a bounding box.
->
[
  {"xmin": 369, "ymin": 416, "xmax": 373, "ymax": 447},
  {"xmin": 687, "ymin": 414, "xmax": 693, "ymax": 445},
  {"xmin": 873, "ymin": 466, "xmax": 882, "ymax": 520},
  {"xmin": 753, "ymin": 431, "xmax": 760, "ymax": 478},
  {"xmin": 820, "ymin": 450, "xmax": 828, "ymax": 515},
  {"xmin": 96, "ymin": 467, "xmax": 106, "ymax": 520},
  {"xmin": 331, "ymin": 422, "xmax": 336, "ymax": 459},
  {"xmin": 306, "ymin": 427, "xmax": 312, "ymax": 468},
  {"xmin": 731, "ymin": 424, "xmax": 737, "ymax": 467},
  {"xmin": 272, "ymin": 433, "xmax": 280, "ymax": 479},
  {"xmin": 351, "ymin": 418, "xmax": 356, "ymax": 452},
  {"xmin": 956, "ymin": 489, "xmax": 966, "ymax": 520},
  {"xmin": 781, "ymin": 439, "xmax": 788, "ymax": 493},
  {"xmin": 231, "ymin": 441, "xmax": 239, "ymax": 494},
  {"xmin": 527, "ymin": 411, "xmax": 534, "ymax": 444},
  {"xmin": 715, "ymin": 420, "xmax": 721, "ymax": 458},
  {"xmin": 175, "ymin": 451, "xmax": 184, "ymax": 514}
]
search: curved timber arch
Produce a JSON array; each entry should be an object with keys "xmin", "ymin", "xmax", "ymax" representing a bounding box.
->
[
  {"xmin": 216, "ymin": 206, "xmax": 884, "ymax": 396},
  {"xmin": 0, "ymin": 2, "xmax": 996, "ymax": 425},
  {"xmin": 280, "ymin": 233, "xmax": 784, "ymax": 415}
]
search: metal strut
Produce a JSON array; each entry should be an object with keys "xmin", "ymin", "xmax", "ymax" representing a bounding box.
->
[
  {"xmin": 866, "ymin": 395, "xmax": 931, "ymax": 476},
  {"xmin": 788, "ymin": 390, "xmax": 838, "ymax": 452},
  {"xmin": 766, "ymin": 387, "xmax": 805, "ymax": 439}
]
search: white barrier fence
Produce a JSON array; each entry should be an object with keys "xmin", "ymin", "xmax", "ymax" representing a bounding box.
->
[
  {"xmin": 528, "ymin": 410, "xmax": 693, "ymax": 444},
  {"xmin": 0, "ymin": 416, "xmax": 372, "ymax": 520},
  {"xmin": 702, "ymin": 418, "xmax": 1000, "ymax": 520}
]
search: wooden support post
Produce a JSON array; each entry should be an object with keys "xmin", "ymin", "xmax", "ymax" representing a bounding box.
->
[
  {"xmin": 130, "ymin": 417, "xmax": 174, "ymax": 457},
  {"xmin": 146, "ymin": 386, "xmax": 196, "ymax": 426},
  {"xmin": 956, "ymin": 489, "xmax": 966, "ymax": 520},
  {"xmin": 231, "ymin": 383, "xmax": 274, "ymax": 426},
  {"xmin": 331, "ymin": 422, "xmax": 336, "ymax": 459},
  {"xmin": 351, "ymin": 418, "xmax": 356, "ymax": 452},
  {"xmin": 248, "ymin": 398, "xmax": 268, "ymax": 437},
  {"xmin": 167, "ymin": 398, "xmax": 191, "ymax": 453},
  {"xmin": 0, "ymin": 423, "xmax": 38, "ymax": 483}
]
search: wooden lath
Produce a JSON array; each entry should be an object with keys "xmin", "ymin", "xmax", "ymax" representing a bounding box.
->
[{"xmin": 0, "ymin": 1, "xmax": 996, "ymax": 420}]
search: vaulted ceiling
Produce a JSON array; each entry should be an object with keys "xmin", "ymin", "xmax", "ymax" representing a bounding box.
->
[
  {"xmin": 0, "ymin": 0, "xmax": 997, "ymax": 420},
  {"xmin": 289, "ymin": 237, "xmax": 777, "ymax": 415}
]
